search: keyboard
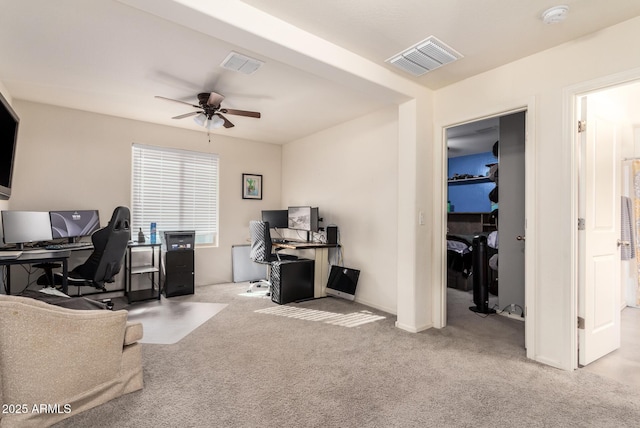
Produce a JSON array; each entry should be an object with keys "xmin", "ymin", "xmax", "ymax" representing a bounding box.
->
[
  {"xmin": 272, "ymin": 238, "xmax": 306, "ymax": 244},
  {"xmin": 44, "ymin": 242, "xmax": 93, "ymax": 250}
]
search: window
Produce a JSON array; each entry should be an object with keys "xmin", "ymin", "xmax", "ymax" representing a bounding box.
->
[{"xmin": 131, "ymin": 143, "xmax": 219, "ymax": 246}]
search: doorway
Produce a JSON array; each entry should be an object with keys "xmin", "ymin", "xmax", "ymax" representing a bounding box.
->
[
  {"xmin": 445, "ymin": 111, "xmax": 526, "ymax": 344},
  {"xmin": 576, "ymin": 79, "xmax": 640, "ymax": 383}
]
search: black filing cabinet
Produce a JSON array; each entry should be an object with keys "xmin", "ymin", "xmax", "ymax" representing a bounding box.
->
[
  {"xmin": 270, "ymin": 259, "xmax": 314, "ymax": 304},
  {"xmin": 164, "ymin": 231, "xmax": 195, "ymax": 297}
]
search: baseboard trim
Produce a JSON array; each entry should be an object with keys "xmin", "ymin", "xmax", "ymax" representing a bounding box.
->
[{"xmin": 395, "ymin": 320, "xmax": 433, "ymax": 333}]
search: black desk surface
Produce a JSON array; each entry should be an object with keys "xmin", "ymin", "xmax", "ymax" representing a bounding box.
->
[
  {"xmin": 0, "ymin": 250, "xmax": 73, "ymax": 295},
  {"xmin": 0, "ymin": 249, "xmax": 72, "ymax": 264}
]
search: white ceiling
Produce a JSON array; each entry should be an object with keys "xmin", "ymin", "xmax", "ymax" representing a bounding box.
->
[
  {"xmin": 447, "ymin": 117, "xmax": 499, "ymax": 158},
  {"xmin": 1, "ymin": 0, "xmax": 639, "ymax": 145}
]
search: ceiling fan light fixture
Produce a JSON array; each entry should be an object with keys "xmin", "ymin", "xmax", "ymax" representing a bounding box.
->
[
  {"xmin": 207, "ymin": 115, "xmax": 225, "ymax": 129},
  {"xmin": 193, "ymin": 113, "xmax": 207, "ymax": 126}
]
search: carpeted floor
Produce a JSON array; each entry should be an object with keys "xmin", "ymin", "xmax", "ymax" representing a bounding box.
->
[{"xmin": 55, "ymin": 283, "xmax": 640, "ymax": 428}]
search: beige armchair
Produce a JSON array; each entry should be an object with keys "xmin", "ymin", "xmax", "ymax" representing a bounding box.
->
[{"xmin": 0, "ymin": 295, "xmax": 143, "ymax": 427}]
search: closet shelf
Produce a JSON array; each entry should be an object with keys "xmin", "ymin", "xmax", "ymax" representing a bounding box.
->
[{"xmin": 447, "ymin": 176, "xmax": 492, "ymax": 185}]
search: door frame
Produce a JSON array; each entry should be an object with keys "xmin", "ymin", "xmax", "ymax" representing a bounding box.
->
[
  {"xmin": 436, "ymin": 96, "xmax": 537, "ymax": 360},
  {"xmin": 564, "ymin": 67, "xmax": 640, "ymax": 369}
]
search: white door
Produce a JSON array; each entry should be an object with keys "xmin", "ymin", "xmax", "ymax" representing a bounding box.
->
[{"xmin": 578, "ymin": 96, "xmax": 621, "ymax": 366}]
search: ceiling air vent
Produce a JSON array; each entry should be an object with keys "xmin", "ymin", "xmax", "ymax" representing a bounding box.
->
[
  {"xmin": 221, "ymin": 51, "xmax": 264, "ymax": 75},
  {"xmin": 386, "ymin": 36, "xmax": 462, "ymax": 77}
]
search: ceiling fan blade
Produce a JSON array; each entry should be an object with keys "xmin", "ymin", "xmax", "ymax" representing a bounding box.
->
[
  {"xmin": 216, "ymin": 113, "xmax": 234, "ymax": 128},
  {"xmin": 155, "ymin": 95, "xmax": 200, "ymax": 109},
  {"xmin": 172, "ymin": 111, "xmax": 201, "ymax": 120},
  {"xmin": 220, "ymin": 108, "xmax": 261, "ymax": 118}
]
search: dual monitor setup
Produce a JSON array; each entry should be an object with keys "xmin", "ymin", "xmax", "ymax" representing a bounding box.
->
[
  {"xmin": 262, "ymin": 206, "xmax": 359, "ymax": 301},
  {"xmin": 1, "ymin": 210, "xmax": 100, "ymax": 250},
  {"xmin": 261, "ymin": 206, "xmax": 320, "ymax": 241}
]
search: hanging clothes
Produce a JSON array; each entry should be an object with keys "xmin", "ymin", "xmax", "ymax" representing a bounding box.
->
[{"xmin": 621, "ymin": 196, "xmax": 635, "ymax": 260}]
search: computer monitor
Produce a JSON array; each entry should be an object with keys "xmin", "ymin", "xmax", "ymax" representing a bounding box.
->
[
  {"xmin": 325, "ymin": 265, "xmax": 360, "ymax": 301},
  {"xmin": 287, "ymin": 206, "xmax": 319, "ymax": 232},
  {"xmin": 1, "ymin": 211, "xmax": 53, "ymax": 249},
  {"xmin": 50, "ymin": 210, "xmax": 101, "ymax": 242},
  {"xmin": 261, "ymin": 209, "xmax": 288, "ymax": 229}
]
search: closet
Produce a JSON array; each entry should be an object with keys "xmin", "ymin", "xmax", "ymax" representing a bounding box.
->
[{"xmin": 446, "ymin": 112, "xmax": 526, "ymax": 314}]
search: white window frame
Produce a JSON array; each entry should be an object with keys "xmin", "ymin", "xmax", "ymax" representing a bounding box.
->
[{"xmin": 131, "ymin": 143, "xmax": 219, "ymax": 246}]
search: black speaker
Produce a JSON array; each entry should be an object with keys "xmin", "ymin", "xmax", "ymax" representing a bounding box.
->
[{"xmin": 326, "ymin": 226, "xmax": 338, "ymax": 245}]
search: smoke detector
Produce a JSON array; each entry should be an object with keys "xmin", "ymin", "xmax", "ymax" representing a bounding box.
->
[{"xmin": 541, "ymin": 5, "xmax": 569, "ymax": 24}]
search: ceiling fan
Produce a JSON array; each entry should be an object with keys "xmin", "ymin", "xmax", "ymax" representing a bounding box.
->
[{"xmin": 155, "ymin": 91, "xmax": 260, "ymax": 129}]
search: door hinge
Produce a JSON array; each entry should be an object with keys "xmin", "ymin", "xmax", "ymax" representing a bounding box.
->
[
  {"xmin": 578, "ymin": 218, "xmax": 585, "ymax": 230},
  {"xmin": 578, "ymin": 316, "xmax": 585, "ymax": 329},
  {"xmin": 578, "ymin": 120, "xmax": 587, "ymax": 133}
]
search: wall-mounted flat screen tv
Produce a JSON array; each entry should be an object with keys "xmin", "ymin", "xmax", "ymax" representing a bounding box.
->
[{"xmin": 0, "ymin": 92, "xmax": 19, "ymax": 200}]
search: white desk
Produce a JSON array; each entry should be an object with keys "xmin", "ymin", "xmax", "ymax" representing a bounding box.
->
[{"xmin": 272, "ymin": 241, "xmax": 339, "ymax": 298}]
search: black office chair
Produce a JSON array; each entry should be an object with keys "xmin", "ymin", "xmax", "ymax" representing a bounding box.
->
[
  {"xmin": 41, "ymin": 206, "xmax": 131, "ymax": 294},
  {"xmin": 247, "ymin": 220, "xmax": 296, "ymax": 294}
]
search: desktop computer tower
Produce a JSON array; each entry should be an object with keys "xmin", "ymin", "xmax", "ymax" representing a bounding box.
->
[
  {"xmin": 270, "ymin": 259, "xmax": 314, "ymax": 304},
  {"xmin": 163, "ymin": 231, "xmax": 195, "ymax": 297}
]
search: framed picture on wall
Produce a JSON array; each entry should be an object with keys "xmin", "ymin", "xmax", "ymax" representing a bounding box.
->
[{"xmin": 242, "ymin": 173, "xmax": 262, "ymax": 200}]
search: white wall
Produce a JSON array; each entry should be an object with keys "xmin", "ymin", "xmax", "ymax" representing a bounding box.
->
[
  {"xmin": 282, "ymin": 106, "xmax": 399, "ymax": 314},
  {"xmin": 433, "ymin": 16, "xmax": 640, "ymax": 369},
  {"xmin": 8, "ymin": 101, "xmax": 282, "ymax": 286}
]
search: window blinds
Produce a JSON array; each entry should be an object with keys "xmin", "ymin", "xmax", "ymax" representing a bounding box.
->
[{"xmin": 131, "ymin": 143, "xmax": 219, "ymax": 245}]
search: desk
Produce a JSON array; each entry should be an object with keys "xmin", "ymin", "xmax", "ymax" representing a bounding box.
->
[
  {"xmin": 1, "ymin": 250, "xmax": 71, "ymax": 295},
  {"xmin": 272, "ymin": 241, "xmax": 339, "ymax": 298}
]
